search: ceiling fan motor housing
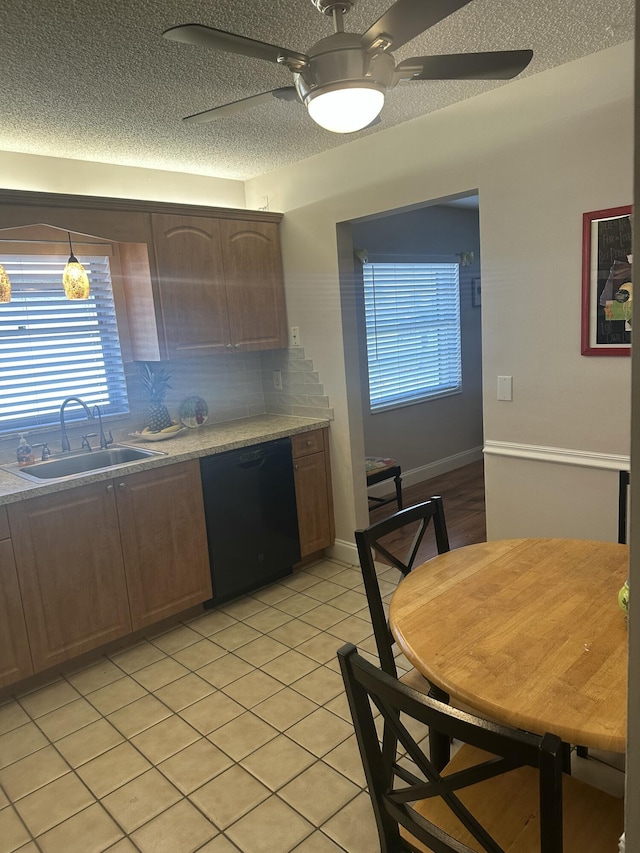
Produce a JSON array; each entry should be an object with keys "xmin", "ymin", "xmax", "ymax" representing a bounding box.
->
[{"xmin": 294, "ymin": 32, "xmax": 395, "ymax": 104}]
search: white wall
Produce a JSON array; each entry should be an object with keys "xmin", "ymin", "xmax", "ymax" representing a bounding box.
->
[
  {"xmin": 0, "ymin": 150, "xmax": 246, "ymax": 209},
  {"xmin": 246, "ymin": 41, "xmax": 634, "ymax": 556}
]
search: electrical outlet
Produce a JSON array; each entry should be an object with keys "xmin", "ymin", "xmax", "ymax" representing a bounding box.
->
[
  {"xmin": 273, "ymin": 370, "xmax": 283, "ymax": 390},
  {"xmin": 290, "ymin": 326, "xmax": 300, "ymax": 347}
]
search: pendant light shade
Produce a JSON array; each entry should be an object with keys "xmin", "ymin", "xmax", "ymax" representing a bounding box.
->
[
  {"xmin": 0, "ymin": 264, "xmax": 11, "ymax": 302},
  {"xmin": 63, "ymin": 233, "xmax": 90, "ymax": 299}
]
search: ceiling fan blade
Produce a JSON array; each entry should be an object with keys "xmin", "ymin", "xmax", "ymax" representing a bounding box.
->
[
  {"xmin": 163, "ymin": 24, "xmax": 307, "ymax": 67},
  {"xmin": 362, "ymin": 0, "xmax": 473, "ymax": 51},
  {"xmin": 183, "ymin": 88, "xmax": 299, "ymax": 124},
  {"xmin": 396, "ymin": 50, "xmax": 533, "ymax": 80}
]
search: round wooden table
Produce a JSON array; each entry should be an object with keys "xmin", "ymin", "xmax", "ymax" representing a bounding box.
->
[{"xmin": 389, "ymin": 538, "xmax": 629, "ymax": 753}]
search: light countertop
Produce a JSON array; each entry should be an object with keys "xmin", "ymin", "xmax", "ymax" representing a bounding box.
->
[{"xmin": 0, "ymin": 414, "xmax": 330, "ymax": 506}]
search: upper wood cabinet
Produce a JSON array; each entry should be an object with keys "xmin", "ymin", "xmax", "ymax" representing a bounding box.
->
[
  {"xmin": 0, "ymin": 190, "xmax": 288, "ymax": 362},
  {"xmin": 151, "ymin": 213, "xmax": 287, "ymax": 358},
  {"xmin": 219, "ymin": 219, "xmax": 288, "ymax": 351},
  {"xmin": 151, "ymin": 214, "xmax": 229, "ymax": 358}
]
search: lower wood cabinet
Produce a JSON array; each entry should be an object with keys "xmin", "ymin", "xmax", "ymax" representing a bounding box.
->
[
  {"xmin": 0, "ymin": 508, "xmax": 33, "ymax": 687},
  {"xmin": 8, "ymin": 482, "xmax": 131, "ymax": 673},
  {"xmin": 1, "ymin": 433, "xmax": 332, "ymax": 685},
  {"xmin": 116, "ymin": 460, "xmax": 212, "ymax": 629},
  {"xmin": 292, "ymin": 429, "xmax": 335, "ymax": 559},
  {"xmin": 6, "ymin": 459, "xmax": 212, "ymax": 675}
]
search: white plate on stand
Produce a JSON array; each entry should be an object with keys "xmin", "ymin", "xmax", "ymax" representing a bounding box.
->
[{"xmin": 128, "ymin": 426, "xmax": 186, "ymax": 442}]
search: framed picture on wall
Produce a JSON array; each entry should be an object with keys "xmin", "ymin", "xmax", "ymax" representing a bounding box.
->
[
  {"xmin": 581, "ymin": 205, "xmax": 633, "ymax": 356},
  {"xmin": 471, "ymin": 277, "xmax": 481, "ymax": 307}
]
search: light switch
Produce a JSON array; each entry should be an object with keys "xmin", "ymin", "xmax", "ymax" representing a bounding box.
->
[{"xmin": 497, "ymin": 375, "xmax": 513, "ymax": 401}]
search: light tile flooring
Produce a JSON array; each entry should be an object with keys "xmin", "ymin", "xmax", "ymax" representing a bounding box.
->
[
  {"xmin": 0, "ymin": 555, "xmax": 625, "ymax": 853},
  {"xmin": 0, "ymin": 557, "xmax": 402, "ymax": 853}
]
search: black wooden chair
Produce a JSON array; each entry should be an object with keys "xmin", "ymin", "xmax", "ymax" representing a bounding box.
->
[
  {"xmin": 355, "ymin": 497, "xmax": 451, "ymax": 770},
  {"xmin": 618, "ymin": 470, "xmax": 630, "ymax": 544},
  {"xmin": 338, "ymin": 643, "xmax": 624, "ymax": 853},
  {"xmin": 577, "ymin": 469, "xmax": 629, "ymax": 765}
]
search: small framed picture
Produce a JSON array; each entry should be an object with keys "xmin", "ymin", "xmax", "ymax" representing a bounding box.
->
[
  {"xmin": 471, "ymin": 277, "xmax": 481, "ymax": 308},
  {"xmin": 581, "ymin": 205, "xmax": 632, "ymax": 356}
]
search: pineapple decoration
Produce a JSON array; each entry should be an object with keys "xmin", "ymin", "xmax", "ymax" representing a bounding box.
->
[{"xmin": 138, "ymin": 363, "xmax": 176, "ymax": 433}]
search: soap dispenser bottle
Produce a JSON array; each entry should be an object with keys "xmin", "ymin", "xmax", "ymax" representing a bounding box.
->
[{"xmin": 17, "ymin": 434, "xmax": 34, "ymax": 467}]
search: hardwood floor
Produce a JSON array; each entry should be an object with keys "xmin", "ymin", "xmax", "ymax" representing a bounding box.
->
[{"xmin": 368, "ymin": 460, "xmax": 486, "ymax": 565}]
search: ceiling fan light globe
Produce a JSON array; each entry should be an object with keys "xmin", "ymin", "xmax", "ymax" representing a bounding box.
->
[{"xmin": 307, "ymin": 85, "xmax": 384, "ymax": 133}]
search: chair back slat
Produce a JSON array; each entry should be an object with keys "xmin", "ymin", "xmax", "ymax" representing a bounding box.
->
[
  {"xmin": 618, "ymin": 470, "xmax": 630, "ymax": 544},
  {"xmin": 338, "ymin": 643, "xmax": 566, "ymax": 853},
  {"xmin": 355, "ymin": 497, "xmax": 450, "ymax": 679}
]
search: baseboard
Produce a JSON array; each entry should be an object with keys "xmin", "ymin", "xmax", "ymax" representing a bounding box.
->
[
  {"xmin": 366, "ymin": 446, "xmax": 483, "ymax": 498},
  {"xmin": 328, "ymin": 539, "xmax": 359, "ymax": 566}
]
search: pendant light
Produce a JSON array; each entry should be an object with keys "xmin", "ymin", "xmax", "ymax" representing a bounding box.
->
[
  {"xmin": 63, "ymin": 232, "xmax": 90, "ymax": 299},
  {"xmin": 0, "ymin": 264, "xmax": 11, "ymax": 302}
]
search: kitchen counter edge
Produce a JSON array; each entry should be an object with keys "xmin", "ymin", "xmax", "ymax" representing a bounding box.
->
[{"xmin": 0, "ymin": 415, "xmax": 330, "ymax": 505}]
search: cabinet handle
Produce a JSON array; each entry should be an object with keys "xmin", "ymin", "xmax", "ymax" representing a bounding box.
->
[
  {"xmin": 226, "ymin": 344, "xmax": 233, "ymax": 349},
  {"xmin": 234, "ymin": 343, "xmax": 240, "ymax": 348},
  {"xmin": 306, "ymin": 440, "xmax": 312, "ymax": 446},
  {"xmin": 294, "ymin": 464, "xmax": 298, "ymax": 471},
  {"xmin": 118, "ymin": 482, "xmax": 126, "ymax": 490},
  {"xmin": 106, "ymin": 484, "xmax": 114, "ymax": 493}
]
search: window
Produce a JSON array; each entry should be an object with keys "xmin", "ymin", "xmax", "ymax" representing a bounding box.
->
[
  {"xmin": 363, "ymin": 261, "xmax": 461, "ymax": 412},
  {"xmin": 0, "ymin": 249, "xmax": 129, "ymax": 434}
]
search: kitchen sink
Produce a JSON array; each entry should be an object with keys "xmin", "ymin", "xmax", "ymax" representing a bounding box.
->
[{"xmin": 4, "ymin": 445, "xmax": 166, "ymax": 483}]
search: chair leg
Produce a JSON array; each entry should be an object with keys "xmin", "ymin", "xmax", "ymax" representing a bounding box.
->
[
  {"xmin": 429, "ymin": 728, "xmax": 451, "ymax": 772},
  {"xmin": 394, "ymin": 473, "xmax": 403, "ymax": 510}
]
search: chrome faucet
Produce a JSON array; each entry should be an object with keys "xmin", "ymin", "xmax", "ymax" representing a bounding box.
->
[
  {"xmin": 92, "ymin": 405, "xmax": 113, "ymax": 450},
  {"xmin": 59, "ymin": 396, "xmax": 94, "ymax": 452}
]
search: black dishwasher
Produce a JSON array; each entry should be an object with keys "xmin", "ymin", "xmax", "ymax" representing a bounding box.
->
[{"xmin": 200, "ymin": 437, "xmax": 301, "ymax": 605}]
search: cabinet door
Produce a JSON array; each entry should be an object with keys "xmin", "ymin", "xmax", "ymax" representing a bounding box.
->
[
  {"xmin": 116, "ymin": 460, "xmax": 212, "ymax": 630},
  {"xmin": 152, "ymin": 213, "xmax": 230, "ymax": 357},
  {"xmin": 220, "ymin": 219, "xmax": 288, "ymax": 351},
  {"xmin": 294, "ymin": 452, "xmax": 334, "ymax": 558},
  {"xmin": 8, "ymin": 483, "xmax": 132, "ymax": 672},
  {"xmin": 0, "ymin": 538, "xmax": 33, "ymax": 687}
]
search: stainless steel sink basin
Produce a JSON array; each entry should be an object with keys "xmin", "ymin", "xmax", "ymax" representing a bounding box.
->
[{"xmin": 5, "ymin": 445, "xmax": 166, "ymax": 483}]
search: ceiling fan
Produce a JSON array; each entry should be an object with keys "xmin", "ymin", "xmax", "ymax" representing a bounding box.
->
[{"xmin": 163, "ymin": 0, "xmax": 533, "ymax": 134}]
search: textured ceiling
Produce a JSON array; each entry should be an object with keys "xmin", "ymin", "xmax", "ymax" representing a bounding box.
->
[{"xmin": 0, "ymin": 0, "xmax": 634, "ymax": 181}]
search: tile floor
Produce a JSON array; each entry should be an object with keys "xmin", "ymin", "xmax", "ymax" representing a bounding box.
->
[
  {"xmin": 0, "ymin": 554, "xmax": 625, "ymax": 853},
  {"xmin": 0, "ymin": 556, "xmax": 404, "ymax": 853}
]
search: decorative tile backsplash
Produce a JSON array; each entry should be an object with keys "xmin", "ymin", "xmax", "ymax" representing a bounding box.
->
[
  {"xmin": 145, "ymin": 347, "xmax": 333, "ymax": 425},
  {"xmin": 260, "ymin": 347, "xmax": 334, "ymax": 421},
  {"xmin": 0, "ymin": 348, "xmax": 331, "ymax": 463}
]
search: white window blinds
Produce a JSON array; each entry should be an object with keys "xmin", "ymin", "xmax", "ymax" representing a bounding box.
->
[
  {"xmin": 363, "ymin": 262, "xmax": 462, "ymax": 412},
  {"xmin": 0, "ymin": 253, "xmax": 129, "ymax": 434}
]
